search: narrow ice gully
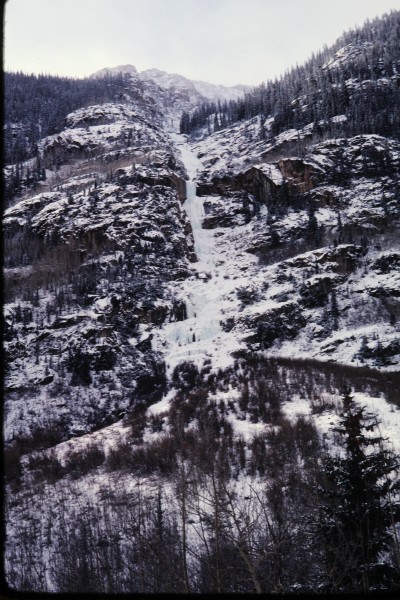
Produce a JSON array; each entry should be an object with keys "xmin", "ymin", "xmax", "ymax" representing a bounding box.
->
[{"xmin": 151, "ymin": 135, "xmax": 241, "ymax": 388}]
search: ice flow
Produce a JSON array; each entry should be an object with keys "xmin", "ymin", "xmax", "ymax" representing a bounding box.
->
[{"xmin": 154, "ymin": 134, "xmax": 226, "ymax": 374}]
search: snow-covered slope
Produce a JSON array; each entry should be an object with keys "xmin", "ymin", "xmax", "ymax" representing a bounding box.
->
[
  {"xmin": 4, "ymin": 64, "xmax": 400, "ymax": 450},
  {"xmin": 188, "ymin": 123, "xmax": 400, "ymax": 371},
  {"xmin": 92, "ymin": 63, "xmax": 251, "ymax": 100},
  {"xmin": 4, "ymin": 103, "xmax": 194, "ymax": 445},
  {"xmin": 90, "ymin": 64, "xmax": 252, "ymax": 129}
]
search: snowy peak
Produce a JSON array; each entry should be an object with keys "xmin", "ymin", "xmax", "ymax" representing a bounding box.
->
[
  {"xmin": 90, "ymin": 64, "xmax": 138, "ymax": 78},
  {"xmin": 140, "ymin": 67, "xmax": 251, "ymax": 100},
  {"xmin": 140, "ymin": 68, "xmax": 197, "ymax": 91},
  {"xmin": 191, "ymin": 79, "xmax": 251, "ymax": 102},
  {"xmin": 91, "ymin": 63, "xmax": 251, "ymax": 102},
  {"xmin": 87, "ymin": 63, "xmax": 252, "ymax": 131}
]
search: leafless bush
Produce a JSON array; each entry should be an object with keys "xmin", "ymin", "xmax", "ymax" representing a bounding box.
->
[
  {"xmin": 106, "ymin": 441, "xmax": 133, "ymax": 471},
  {"xmin": 4, "ymin": 442, "xmax": 23, "ymax": 485},
  {"xmin": 27, "ymin": 450, "xmax": 65, "ymax": 484},
  {"xmin": 64, "ymin": 443, "xmax": 105, "ymax": 478}
]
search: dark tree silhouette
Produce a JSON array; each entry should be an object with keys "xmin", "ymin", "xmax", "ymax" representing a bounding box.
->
[{"xmin": 318, "ymin": 386, "xmax": 400, "ymax": 592}]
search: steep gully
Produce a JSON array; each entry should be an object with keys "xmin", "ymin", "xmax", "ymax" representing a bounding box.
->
[{"xmin": 151, "ymin": 134, "xmax": 241, "ymax": 394}]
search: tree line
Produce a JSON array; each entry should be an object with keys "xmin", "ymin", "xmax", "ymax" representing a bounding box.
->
[
  {"xmin": 4, "ymin": 71, "xmax": 130, "ymax": 164},
  {"xmin": 5, "ymin": 385, "xmax": 400, "ymax": 593},
  {"xmin": 181, "ymin": 10, "xmax": 400, "ymax": 142}
]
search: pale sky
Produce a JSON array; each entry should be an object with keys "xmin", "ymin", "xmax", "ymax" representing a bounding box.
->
[{"xmin": 4, "ymin": 0, "xmax": 400, "ymax": 86}]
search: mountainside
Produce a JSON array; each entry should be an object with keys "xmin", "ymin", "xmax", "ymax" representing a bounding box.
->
[
  {"xmin": 4, "ymin": 11, "xmax": 400, "ymax": 595},
  {"xmin": 92, "ymin": 63, "xmax": 249, "ymax": 102},
  {"xmin": 181, "ymin": 10, "xmax": 400, "ymax": 142},
  {"xmin": 3, "ymin": 65, "xmax": 251, "ymax": 202}
]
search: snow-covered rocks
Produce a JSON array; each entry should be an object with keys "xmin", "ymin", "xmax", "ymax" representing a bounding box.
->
[
  {"xmin": 37, "ymin": 103, "xmax": 169, "ymax": 169},
  {"xmin": 322, "ymin": 42, "xmax": 374, "ymax": 70},
  {"xmin": 65, "ymin": 103, "xmax": 145, "ymax": 128},
  {"xmin": 89, "ymin": 64, "xmax": 252, "ymax": 132}
]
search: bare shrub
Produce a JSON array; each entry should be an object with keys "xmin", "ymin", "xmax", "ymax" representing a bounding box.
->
[
  {"xmin": 64, "ymin": 443, "xmax": 105, "ymax": 478},
  {"xmin": 4, "ymin": 442, "xmax": 23, "ymax": 485},
  {"xmin": 106, "ymin": 441, "xmax": 133, "ymax": 471},
  {"xmin": 27, "ymin": 450, "xmax": 65, "ymax": 484},
  {"xmin": 131, "ymin": 435, "xmax": 177, "ymax": 475}
]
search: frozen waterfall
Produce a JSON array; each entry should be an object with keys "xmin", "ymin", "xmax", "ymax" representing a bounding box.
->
[{"xmin": 153, "ymin": 134, "xmax": 225, "ymax": 374}]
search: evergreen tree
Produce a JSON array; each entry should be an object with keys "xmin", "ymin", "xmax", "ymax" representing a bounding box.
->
[
  {"xmin": 330, "ymin": 289, "xmax": 339, "ymax": 331},
  {"xmin": 306, "ymin": 200, "xmax": 322, "ymax": 246},
  {"xmin": 179, "ymin": 111, "xmax": 190, "ymax": 134},
  {"xmin": 318, "ymin": 386, "xmax": 400, "ymax": 592},
  {"xmin": 179, "ymin": 12, "xmax": 400, "ymax": 143},
  {"xmin": 259, "ymin": 115, "xmax": 267, "ymax": 140}
]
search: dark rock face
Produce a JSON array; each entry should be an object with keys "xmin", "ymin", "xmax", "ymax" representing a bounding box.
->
[
  {"xmin": 238, "ymin": 166, "xmax": 279, "ymax": 203},
  {"xmin": 3, "ymin": 102, "xmax": 197, "ymax": 443},
  {"xmin": 285, "ymin": 245, "xmax": 366, "ymax": 273},
  {"xmin": 196, "ymin": 175, "xmax": 238, "ymax": 197},
  {"xmin": 372, "ymin": 252, "xmax": 400, "ymax": 274},
  {"xmin": 245, "ymin": 302, "xmax": 307, "ymax": 350},
  {"xmin": 299, "ymin": 276, "xmax": 336, "ymax": 308},
  {"xmin": 194, "ymin": 132, "xmax": 400, "ymax": 217},
  {"xmin": 277, "ymin": 158, "xmax": 323, "ymax": 192},
  {"xmin": 202, "ymin": 193, "xmax": 252, "ymax": 229}
]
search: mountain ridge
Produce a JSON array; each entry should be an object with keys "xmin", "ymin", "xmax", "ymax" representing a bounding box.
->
[{"xmin": 90, "ymin": 62, "xmax": 252, "ymax": 100}]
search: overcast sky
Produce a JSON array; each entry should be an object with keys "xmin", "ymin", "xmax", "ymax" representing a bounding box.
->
[{"xmin": 4, "ymin": 0, "xmax": 400, "ymax": 86}]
